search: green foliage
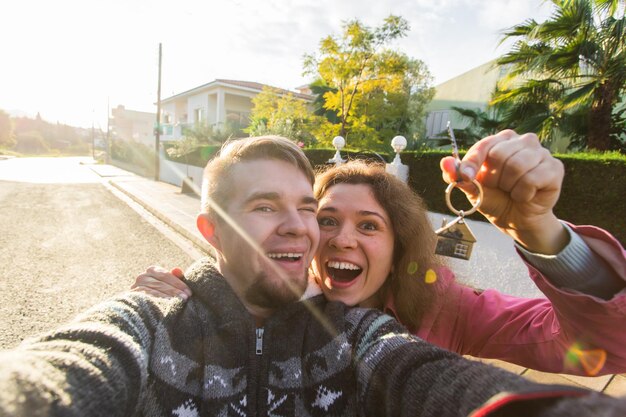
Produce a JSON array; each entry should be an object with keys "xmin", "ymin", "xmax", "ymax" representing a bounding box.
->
[
  {"xmin": 14, "ymin": 131, "xmax": 50, "ymax": 154},
  {"xmin": 553, "ymin": 151, "xmax": 626, "ymax": 243},
  {"xmin": 166, "ymin": 136, "xmax": 200, "ymax": 159},
  {"xmin": 0, "ymin": 110, "xmax": 16, "ymax": 149},
  {"xmin": 304, "ymin": 148, "xmax": 626, "ymax": 244},
  {"xmin": 8, "ymin": 114, "xmax": 91, "ymax": 155},
  {"xmin": 110, "ymin": 139, "xmax": 155, "ymax": 175},
  {"xmin": 303, "ymin": 15, "xmax": 434, "ymax": 150},
  {"xmin": 493, "ymin": 0, "xmax": 626, "ymax": 151},
  {"xmin": 449, "ymin": 106, "xmax": 505, "ymax": 147},
  {"xmin": 182, "ymin": 121, "xmax": 240, "ymax": 145},
  {"xmin": 166, "ymin": 136, "xmax": 202, "ymax": 177},
  {"xmin": 246, "ymin": 86, "xmax": 320, "ymax": 146},
  {"xmin": 163, "ymin": 143, "xmax": 220, "ymax": 167}
]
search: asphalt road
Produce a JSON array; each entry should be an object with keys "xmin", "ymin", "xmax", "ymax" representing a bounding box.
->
[{"xmin": 0, "ymin": 157, "xmax": 195, "ymax": 348}]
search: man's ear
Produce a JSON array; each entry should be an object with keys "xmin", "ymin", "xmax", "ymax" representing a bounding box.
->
[{"xmin": 197, "ymin": 213, "xmax": 220, "ymax": 250}]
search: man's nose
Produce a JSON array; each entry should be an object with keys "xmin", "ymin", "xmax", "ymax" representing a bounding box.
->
[{"xmin": 278, "ymin": 210, "xmax": 308, "ymax": 236}]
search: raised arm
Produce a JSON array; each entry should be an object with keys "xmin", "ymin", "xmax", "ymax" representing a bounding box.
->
[
  {"xmin": 440, "ymin": 130, "xmax": 624, "ymax": 298},
  {"xmin": 440, "ymin": 130, "xmax": 567, "ymax": 253}
]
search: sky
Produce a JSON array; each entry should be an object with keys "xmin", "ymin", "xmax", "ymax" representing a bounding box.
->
[{"xmin": 1, "ymin": 0, "xmax": 554, "ymax": 130}]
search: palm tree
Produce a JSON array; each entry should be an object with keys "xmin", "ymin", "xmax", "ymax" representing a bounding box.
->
[
  {"xmin": 493, "ymin": 0, "xmax": 626, "ymax": 151},
  {"xmin": 450, "ymin": 106, "xmax": 506, "ymax": 146}
]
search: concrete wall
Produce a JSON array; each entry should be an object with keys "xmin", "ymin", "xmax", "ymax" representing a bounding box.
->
[{"xmin": 158, "ymin": 153, "xmax": 204, "ymax": 192}]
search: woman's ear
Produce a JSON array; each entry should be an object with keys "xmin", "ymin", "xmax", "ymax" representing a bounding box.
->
[{"xmin": 197, "ymin": 214, "xmax": 220, "ymax": 250}]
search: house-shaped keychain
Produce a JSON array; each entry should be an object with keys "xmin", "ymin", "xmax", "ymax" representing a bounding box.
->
[{"xmin": 435, "ymin": 218, "xmax": 477, "ymax": 260}]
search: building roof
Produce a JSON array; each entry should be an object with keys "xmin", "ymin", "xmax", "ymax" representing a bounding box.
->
[{"xmin": 162, "ymin": 79, "xmax": 313, "ymax": 103}]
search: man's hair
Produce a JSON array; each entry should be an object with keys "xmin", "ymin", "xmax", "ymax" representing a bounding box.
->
[
  {"xmin": 314, "ymin": 160, "xmax": 440, "ymax": 331},
  {"xmin": 201, "ymin": 136, "xmax": 315, "ymax": 216}
]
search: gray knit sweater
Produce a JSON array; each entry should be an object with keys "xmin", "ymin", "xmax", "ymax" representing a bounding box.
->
[{"xmin": 0, "ymin": 258, "xmax": 620, "ymax": 417}]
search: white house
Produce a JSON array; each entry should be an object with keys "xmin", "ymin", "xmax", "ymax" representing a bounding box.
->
[
  {"xmin": 109, "ymin": 105, "xmax": 156, "ymax": 147},
  {"xmin": 159, "ymin": 79, "xmax": 313, "ymax": 141}
]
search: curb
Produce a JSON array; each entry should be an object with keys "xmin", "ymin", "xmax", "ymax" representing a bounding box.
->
[{"xmin": 108, "ymin": 180, "xmax": 213, "ymax": 256}]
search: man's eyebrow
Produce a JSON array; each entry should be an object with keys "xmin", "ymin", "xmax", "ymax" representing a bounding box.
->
[
  {"xmin": 244, "ymin": 192, "xmax": 281, "ymax": 204},
  {"xmin": 244, "ymin": 192, "xmax": 318, "ymax": 207}
]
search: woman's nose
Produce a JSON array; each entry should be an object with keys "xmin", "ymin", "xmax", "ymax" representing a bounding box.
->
[{"xmin": 329, "ymin": 226, "xmax": 357, "ymax": 249}]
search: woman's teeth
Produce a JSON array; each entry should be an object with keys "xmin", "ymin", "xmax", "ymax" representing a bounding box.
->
[{"xmin": 327, "ymin": 261, "xmax": 362, "ymax": 282}]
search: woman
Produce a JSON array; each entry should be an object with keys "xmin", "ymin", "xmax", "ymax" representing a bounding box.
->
[{"xmin": 133, "ymin": 131, "xmax": 626, "ymax": 376}]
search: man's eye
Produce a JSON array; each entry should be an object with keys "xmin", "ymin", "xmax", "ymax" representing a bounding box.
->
[
  {"xmin": 254, "ymin": 206, "xmax": 274, "ymax": 213},
  {"xmin": 299, "ymin": 206, "xmax": 317, "ymax": 213},
  {"xmin": 318, "ymin": 217, "xmax": 337, "ymax": 227}
]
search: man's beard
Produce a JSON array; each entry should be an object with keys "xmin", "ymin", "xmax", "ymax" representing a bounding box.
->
[{"xmin": 244, "ymin": 270, "xmax": 308, "ymax": 309}]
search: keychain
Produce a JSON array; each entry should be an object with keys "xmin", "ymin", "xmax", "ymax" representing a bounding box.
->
[{"xmin": 434, "ymin": 122, "xmax": 484, "ymax": 260}]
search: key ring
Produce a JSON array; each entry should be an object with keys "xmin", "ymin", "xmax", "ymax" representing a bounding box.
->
[{"xmin": 444, "ymin": 179, "xmax": 483, "ymax": 217}]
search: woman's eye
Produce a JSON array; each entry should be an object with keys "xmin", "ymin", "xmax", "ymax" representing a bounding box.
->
[
  {"xmin": 318, "ymin": 217, "xmax": 337, "ymax": 227},
  {"xmin": 360, "ymin": 222, "xmax": 378, "ymax": 231}
]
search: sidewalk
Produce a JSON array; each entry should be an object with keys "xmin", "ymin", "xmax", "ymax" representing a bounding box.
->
[{"xmin": 90, "ymin": 162, "xmax": 626, "ymax": 397}]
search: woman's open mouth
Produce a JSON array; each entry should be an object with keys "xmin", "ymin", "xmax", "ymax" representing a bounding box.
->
[{"xmin": 326, "ymin": 260, "xmax": 362, "ymax": 283}]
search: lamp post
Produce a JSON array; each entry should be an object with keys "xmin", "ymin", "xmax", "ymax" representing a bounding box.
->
[
  {"xmin": 385, "ymin": 135, "xmax": 408, "ymax": 182},
  {"xmin": 327, "ymin": 136, "xmax": 346, "ymax": 166}
]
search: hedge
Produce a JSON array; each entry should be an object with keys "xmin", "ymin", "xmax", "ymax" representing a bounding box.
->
[
  {"xmin": 172, "ymin": 145, "xmax": 626, "ymax": 245},
  {"xmin": 308, "ymin": 149, "xmax": 626, "ymax": 245}
]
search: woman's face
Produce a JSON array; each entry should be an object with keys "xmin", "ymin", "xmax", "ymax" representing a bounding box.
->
[{"xmin": 313, "ymin": 183, "xmax": 395, "ymax": 308}]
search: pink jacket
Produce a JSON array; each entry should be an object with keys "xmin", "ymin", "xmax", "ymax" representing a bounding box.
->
[{"xmin": 384, "ymin": 224, "xmax": 626, "ymax": 376}]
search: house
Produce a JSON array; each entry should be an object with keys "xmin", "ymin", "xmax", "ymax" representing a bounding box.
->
[
  {"xmin": 425, "ymin": 61, "xmax": 503, "ymax": 140},
  {"xmin": 434, "ymin": 219, "xmax": 477, "ymax": 261},
  {"xmin": 159, "ymin": 79, "xmax": 313, "ymax": 141},
  {"xmin": 424, "ymin": 61, "xmax": 574, "ymax": 151},
  {"xmin": 109, "ymin": 105, "xmax": 156, "ymax": 147}
]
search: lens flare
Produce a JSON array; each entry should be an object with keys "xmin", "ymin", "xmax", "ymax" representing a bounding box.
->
[
  {"xmin": 565, "ymin": 342, "xmax": 607, "ymax": 376},
  {"xmin": 424, "ymin": 269, "xmax": 437, "ymax": 284},
  {"xmin": 407, "ymin": 261, "xmax": 418, "ymax": 275}
]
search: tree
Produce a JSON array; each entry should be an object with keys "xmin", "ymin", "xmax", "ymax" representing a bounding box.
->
[
  {"xmin": 247, "ymin": 86, "xmax": 320, "ymax": 147},
  {"xmin": 303, "ymin": 15, "xmax": 434, "ymax": 149},
  {"xmin": 0, "ymin": 110, "xmax": 16, "ymax": 149},
  {"xmin": 166, "ymin": 135, "xmax": 201, "ymax": 179},
  {"xmin": 181, "ymin": 121, "xmax": 237, "ymax": 145},
  {"xmin": 493, "ymin": 0, "xmax": 626, "ymax": 151},
  {"xmin": 14, "ymin": 131, "xmax": 49, "ymax": 154},
  {"xmin": 450, "ymin": 106, "xmax": 506, "ymax": 146}
]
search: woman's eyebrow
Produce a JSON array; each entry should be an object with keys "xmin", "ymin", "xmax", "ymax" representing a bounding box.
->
[{"xmin": 359, "ymin": 210, "xmax": 388, "ymax": 224}]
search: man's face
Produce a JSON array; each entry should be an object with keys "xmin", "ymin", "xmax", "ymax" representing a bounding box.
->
[{"xmin": 207, "ymin": 159, "xmax": 319, "ymax": 312}]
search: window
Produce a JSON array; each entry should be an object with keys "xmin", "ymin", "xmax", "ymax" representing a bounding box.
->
[
  {"xmin": 163, "ymin": 114, "xmax": 171, "ymax": 124},
  {"xmin": 226, "ymin": 110, "xmax": 250, "ymax": 128},
  {"xmin": 194, "ymin": 108, "xmax": 204, "ymax": 123},
  {"xmin": 454, "ymin": 243, "xmax": 469, "ymax": 257},
  {"xmin": 426, "ymin": 110, "xmax": 450, "ymax": 138}
]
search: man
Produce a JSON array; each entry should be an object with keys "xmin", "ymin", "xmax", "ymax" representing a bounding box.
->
[{"xmin": 0, "ymin": 135, "xmax": 623, "ymax": 416}]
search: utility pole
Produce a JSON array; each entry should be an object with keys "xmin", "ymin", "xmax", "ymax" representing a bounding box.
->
[
  {"xmin": 91, "ymin": 120, "xmax": 95, "ymax": 159},
  {"xmin": 155, "ymin": 43, "xmax": 162, "ymax": 181},
  {"xmin": 106, "ymin": 97, "xmax": 111, "ymax": 164}
]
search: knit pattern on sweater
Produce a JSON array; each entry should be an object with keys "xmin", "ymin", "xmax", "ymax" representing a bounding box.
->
[{"xmin": 0, "ymin": 257, "xmax": 602, "ymax": 417}]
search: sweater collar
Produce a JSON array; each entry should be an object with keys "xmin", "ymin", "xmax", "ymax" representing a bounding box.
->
[{"xmin": 183, "ymin": 257, "xmax": 326, "ymax": 324}]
